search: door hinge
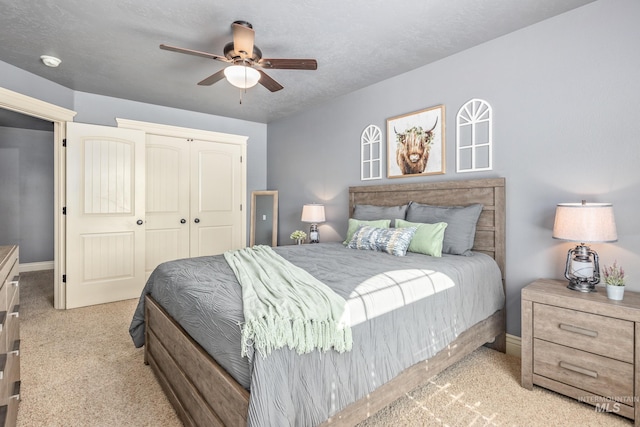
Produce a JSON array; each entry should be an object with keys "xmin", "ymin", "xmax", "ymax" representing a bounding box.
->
[
  {"xmin": 62, "ymin": 138, "xmax": 67, "ymax": 147},
  {"xmin": 240, "ymin": 155, "xmax": 243, "ymax": 163},
  {"xmin": 62, "ymin": 274, "xmax": 66, "ymax": 283},
  {"xmin": 62, "ymin": 207, "xmax": 66, "ymax": 215},
  {"xmin": 240, "ymin": 204, "xmax": 243, "ymax": 212}
]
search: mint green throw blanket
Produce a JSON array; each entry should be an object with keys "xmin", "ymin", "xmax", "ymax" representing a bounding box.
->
[{"xmin": 224, "ymin": 245, "xmax": 352, "ymax": 358}]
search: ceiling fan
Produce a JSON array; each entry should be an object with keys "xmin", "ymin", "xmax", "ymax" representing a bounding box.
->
[{"xmin": 160, "ymin": 20, "xmax": 317, "ymax": 92}]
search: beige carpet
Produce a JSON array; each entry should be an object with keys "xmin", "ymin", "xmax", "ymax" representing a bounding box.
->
[
  {"xmin": 17, "ymin": 270, "xmax": 631, "ymax": 427},
  {"xmin": 18, "ymin": 270, "xmax": 180, "ymax": 427}
]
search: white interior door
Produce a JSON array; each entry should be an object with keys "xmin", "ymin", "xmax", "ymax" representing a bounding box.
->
[
  {"xmin": 145, "ymin": 135, "xmax": 190, "ymax": 279},
  {"xmin": 66, "ymin": 122, "xmax": 146, "ymax": 308},
  {"xmin": 190, "ymin": 140, "xmax": 243, "ymax": 256}
]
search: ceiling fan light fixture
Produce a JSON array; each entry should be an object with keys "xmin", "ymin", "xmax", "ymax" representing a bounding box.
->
[{"xmin": 224, "ymin": 65, "xmax": 260, "ymax": 89}]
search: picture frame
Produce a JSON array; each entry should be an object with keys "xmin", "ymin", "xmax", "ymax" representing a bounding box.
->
[{"xmin": 387, "ymin": 104, "xmax": 445, "ymax": 178}]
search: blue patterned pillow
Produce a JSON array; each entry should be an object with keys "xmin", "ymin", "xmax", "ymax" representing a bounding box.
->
[
  {"xmin": 347, "ymin": 225, "xmax": 417, "ymax": 256},
  {"xmin": 346, "ymin": 225, "xmax": 381, "ymax": 251}
]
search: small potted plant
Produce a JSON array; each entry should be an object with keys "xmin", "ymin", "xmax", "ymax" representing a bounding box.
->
[
  {"xmin": 602, "ymin": 260, "xmax": 625, "ymax": 300},
  {"xmin": 290, "ymin": 230, "xmax": 307, "ymax": 245}
]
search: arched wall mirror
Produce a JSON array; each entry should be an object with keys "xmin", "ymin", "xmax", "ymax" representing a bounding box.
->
[{"xmin": 250, "ymin": 190, "xmax": 279, "ymax": 247}]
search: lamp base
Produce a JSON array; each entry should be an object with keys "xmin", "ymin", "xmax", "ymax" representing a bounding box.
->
[
  {"xmin": 567, "ymin": 280, "xmax": 597, "ymax": 293},
  {"xmin": 309, "ymin": 223, "xmax": 319, "ymax": 243},
  {"xmin": 563, "ymin": 245, "xmax": 600, "ymax": 293}
]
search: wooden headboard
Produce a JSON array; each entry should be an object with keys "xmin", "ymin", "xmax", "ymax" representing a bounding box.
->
[{"xmin": 349, "ymin": 178, "xmax": 506, "ymax": 284}]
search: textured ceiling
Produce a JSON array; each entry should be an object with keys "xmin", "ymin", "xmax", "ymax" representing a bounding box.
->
[{"xmin": 1, "ymin": 0, "xmax": 595, "ymax": 126}]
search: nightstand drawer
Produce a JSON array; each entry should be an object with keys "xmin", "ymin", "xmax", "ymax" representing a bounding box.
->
[
  {"xmin": 533, "ymin": 303, "xmax": 633, "ymax": 363},
  {"xmin": 534, "ymin": 339, "xmax": 633, "ymax": 401}
]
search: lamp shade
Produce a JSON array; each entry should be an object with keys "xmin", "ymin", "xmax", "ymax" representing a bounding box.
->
[
  {"xmin": 224, "ymin": 65, "xmax": 261, "ymax": 89},
  {"xmin": 552, "ymin": 202, "xmax": 617, "ymax": 243},
  {"xmin": 301, "ymin": 204, "xmax": 325, "ymax": 223}
]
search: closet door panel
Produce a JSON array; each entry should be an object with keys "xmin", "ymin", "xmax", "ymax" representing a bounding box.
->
[
  {"xmin": 194, "ymin": 226, "xmax": 234, "ymax": 257},
  {"xmin": 145, "ymin": 135, "xmax": 190, "ymax": 279},
  {"xmin": 190, "ymin": 141, "xmax": 243, "ymax": 256}
]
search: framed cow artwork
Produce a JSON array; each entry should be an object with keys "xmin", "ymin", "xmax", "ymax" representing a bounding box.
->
[{"xmin": 386, "ymin": 104, "xmax": 445, "ymax": 178}]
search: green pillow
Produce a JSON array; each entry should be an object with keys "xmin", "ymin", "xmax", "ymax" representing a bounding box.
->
[
  {"xmin": 396, "ymin": 219, "xmax": 448, "ymax": 257},
  {"xmin": 343, "ymin": 218, "xmax": 391, "ymax": 244}
]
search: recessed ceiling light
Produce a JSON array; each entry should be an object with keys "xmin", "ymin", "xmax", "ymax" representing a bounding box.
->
[{"xmin": 40, "ymin": 55, "xmax": 61, "ymax": 68}]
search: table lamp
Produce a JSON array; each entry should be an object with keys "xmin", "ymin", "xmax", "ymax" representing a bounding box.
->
[
  {"xmin": 552, "ymin": 200, "xmax": 617, "ymax": 292},
  {"xmin": 301, "ymin": 204, "xmax": 325, "ymax": 243}
]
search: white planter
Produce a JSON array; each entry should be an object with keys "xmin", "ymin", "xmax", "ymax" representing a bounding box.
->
[{"xmin": 606, "ymin": 285, "xmax": 625, "ymax": 301}]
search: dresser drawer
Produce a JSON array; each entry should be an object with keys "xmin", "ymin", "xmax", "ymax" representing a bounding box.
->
[
  {"xmin": 5, "ymin": 260, "xmax": 19, "ymax": 317},
  {"xmin": 5, "ymin": 344, "xmax": 19, "ymax": 392},
  {"xmin": 0, "ymin": 321, "xmax": 6, "ymax": 356},
  {"xmin": 0, "ymin": 258, "xmax": 11, "ymax": 316},
  {"xmin": 533, "ymin": 303, "xmax": 633, "ymax": 363},
  {"xmin": 0, "ymin": 250, "xmax": 19, "ymax": 290},
  {"xmin": 0, "ymin": 381, "xmax": 20, "ymax": 427},
  {"xmin": 5, "ymin": 305, "xmax": 19, "ymax": 354},
  {"xmin": 534, "ymin": 339, "xmax": 633, "ymax": 401}
]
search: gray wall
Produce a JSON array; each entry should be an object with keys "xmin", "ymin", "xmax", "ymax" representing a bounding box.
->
[
  {"xmin": 267, "ymin": 0, "xmax": 640, "ymax": 337},
  {"xmin": 0, "ymin": 61, "xmax": 74, "ymax": 110},
  {"xmin": 0, "ymin": 127, "xmax": 55, "ymax": 263}
]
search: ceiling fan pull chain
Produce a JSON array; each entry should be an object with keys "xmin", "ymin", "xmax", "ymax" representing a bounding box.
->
[{"xmin": 237, "ymin": 66, "xmax": 246, "ymax": 104}]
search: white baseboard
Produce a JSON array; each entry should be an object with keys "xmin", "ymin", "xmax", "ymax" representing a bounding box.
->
[
  {"xmin": 506, "ymin": 333, "xmax": 521, "ymax": 357},
  {"xmin": 19, "ymin": 260, "xmax": 54, "ymax": 272}
]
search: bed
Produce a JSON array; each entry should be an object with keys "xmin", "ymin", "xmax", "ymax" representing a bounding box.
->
[{"xmin": 130, "ymin": 178, "xmax": 506, "ymax": 426}]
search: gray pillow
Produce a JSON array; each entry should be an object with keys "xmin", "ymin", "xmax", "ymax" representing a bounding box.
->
[
  {"xmin": 353, "ymin": 204, "xmax": 408, "ymax": 227},
  {"xmin": 405, "ymin": 202, "xmax": 483, "ymax": 256}
]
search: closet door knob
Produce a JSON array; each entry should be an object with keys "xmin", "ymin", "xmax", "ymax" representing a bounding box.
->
[
  {"xmin": 180, "ymin": 219, "xmax": 186, "ymax": 224},
  {"xmin": 194, "ymin": 218, "xmax": 200, "ymax": 223},
  {"xmin": 136, "ymin": 219, "xmax": 144, "ymax": 225}
]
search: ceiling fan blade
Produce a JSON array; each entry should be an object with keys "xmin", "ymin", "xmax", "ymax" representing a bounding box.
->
[
  {"xmin": 258, "ymin": 58, "xmax": 317, "ymax": 70},
  {"xmin": 160, "ymin": 44, "xmax": 229, "ymax": 63},
  {"xmin": 232, "ymin": 22, "xmax": 255, "ymax": 59},
  {"xmin": 197, "ymin": 69, "xmax": 226, "ymax": 86},
  {"xmin": 257, "ymin": 70, "xmax": 284, "ymax": 92}
]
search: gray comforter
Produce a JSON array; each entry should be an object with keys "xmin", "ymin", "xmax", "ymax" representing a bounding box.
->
[{"xmin": 129, "ymin": 242, "xmax": 504, "ymax": 426}]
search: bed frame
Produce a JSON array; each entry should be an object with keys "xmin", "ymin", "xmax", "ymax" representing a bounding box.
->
[{"xmin": 144, "ymin": 177, "xmax": 506, "ymax": 426}]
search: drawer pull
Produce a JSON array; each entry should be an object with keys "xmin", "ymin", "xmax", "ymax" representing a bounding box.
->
[
  {"xmin": 9, "ymin": 381, "xmax": 20, "ymax": 401},
  {"xmin": 9, "ymin": 275, "xmax": 19, "ymax": 287},
  {"xmin": 9, "ymin": 304, "xmax": 19, "ymax": 318},
  {"xmin": 559, "ymin": 323, "xmax": 598, "ymax": 338},
  {"xmin": 9, "ymin": 339, "xmax": 20, "ymax": 357},
  {"xmin": 559, "ymin": 361, "xmax": 598, "ymax": 378},
  {"xmin": 0, "ymin": 353, "xmax": 6, "ymax": 380}
]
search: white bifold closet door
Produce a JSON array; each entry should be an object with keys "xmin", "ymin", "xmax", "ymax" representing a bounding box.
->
[{"xmin": 145, "ymin": 134, "xmax": 244, "ymax": 280}]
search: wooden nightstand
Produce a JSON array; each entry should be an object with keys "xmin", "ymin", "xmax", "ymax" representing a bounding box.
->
[{"xmin": 522, "ymin": 278, "xmax": 640, "ymax": 425}]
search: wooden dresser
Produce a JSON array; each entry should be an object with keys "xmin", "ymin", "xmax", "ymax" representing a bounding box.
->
[
  {"xmin": 522, "ymin": 278, "xmax": 639, "ymax": 425},
  {"xmin": 0, "ymin": 246, "xmax": 19, "ymax": 427}
]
